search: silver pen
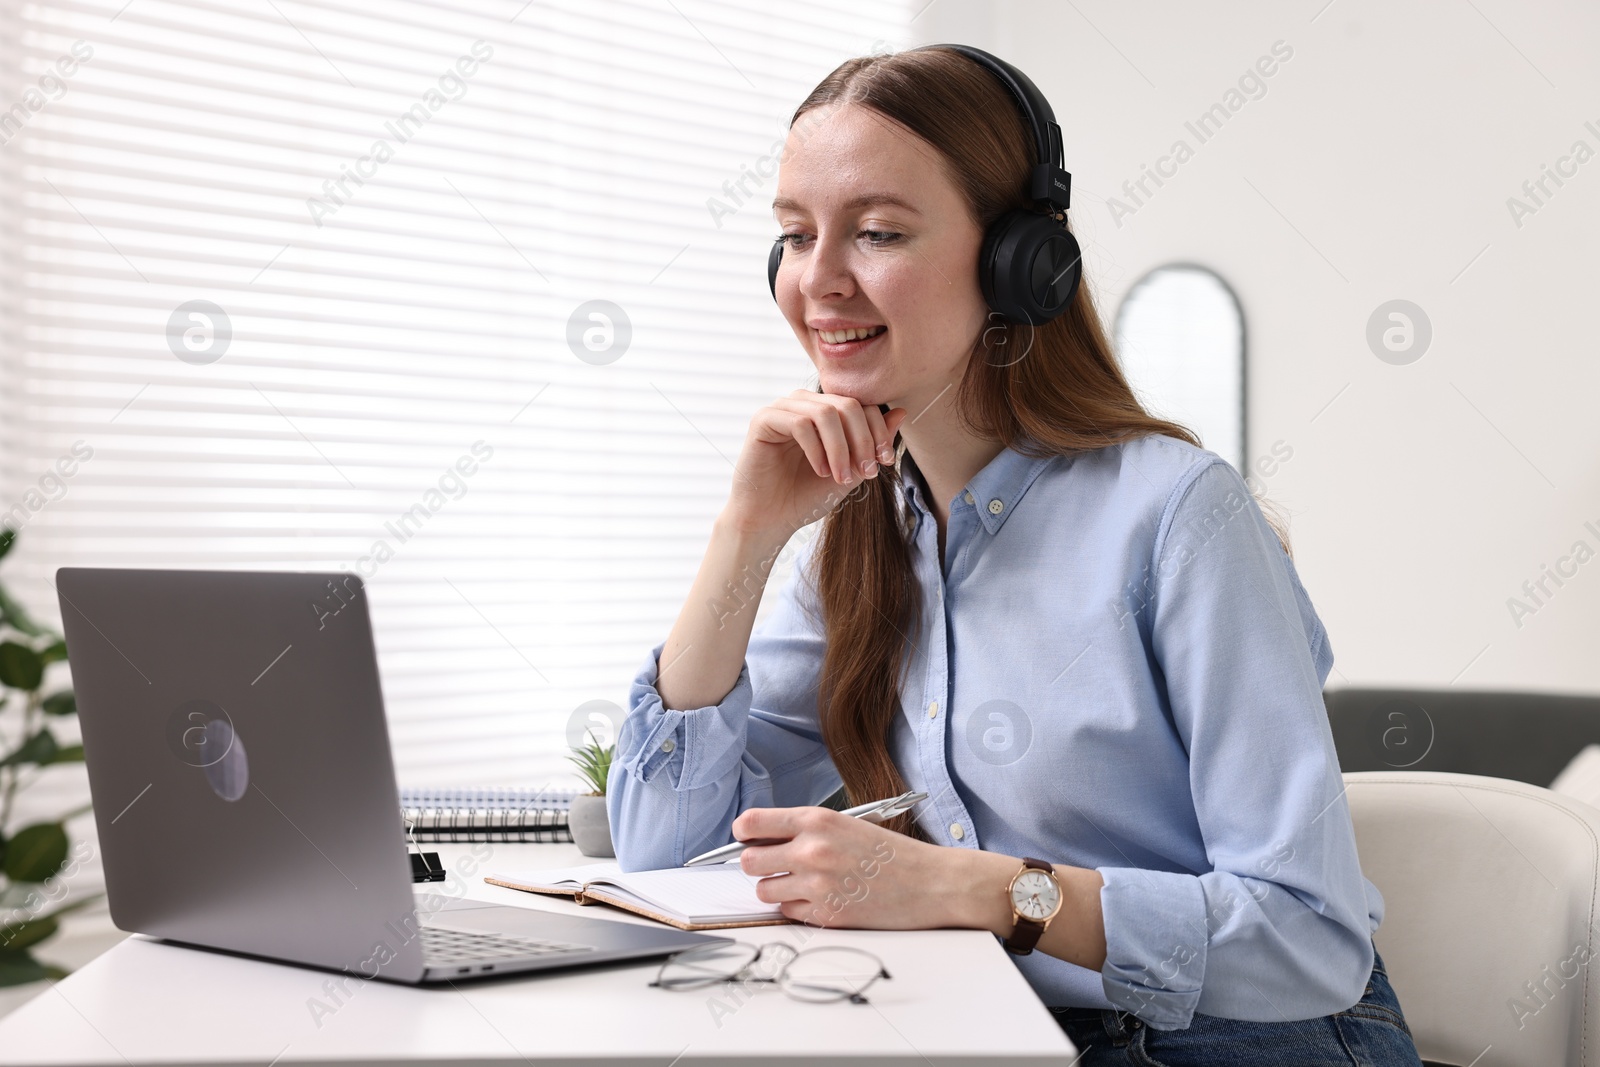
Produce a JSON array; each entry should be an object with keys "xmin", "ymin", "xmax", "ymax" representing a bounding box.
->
[{"xmin": 681, "ymin": 790, "xmax": 929, "ymax": 867}]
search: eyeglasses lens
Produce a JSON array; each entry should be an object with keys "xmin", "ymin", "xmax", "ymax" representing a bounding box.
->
[
  {"xmin": 778, "ymin": 946, "xmax": 885, "ymax": 1003},
  {"xmin": 656, "ymin": 942, "xmax": 760, "ymax": 990}
]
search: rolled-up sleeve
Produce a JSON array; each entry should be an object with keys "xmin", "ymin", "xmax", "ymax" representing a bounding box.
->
[
  {"xmin": 606, "ymin": 532, "xmax": 842, "ymax": 872},
  {"xmin": 1096, "ymin": 459, "xmax": 1375, "ymax": 1030}
]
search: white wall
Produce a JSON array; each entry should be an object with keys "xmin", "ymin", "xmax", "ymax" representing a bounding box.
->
[{"xmin": 907, "ymin": 0, "xmax": 1600, "ymax": 695}]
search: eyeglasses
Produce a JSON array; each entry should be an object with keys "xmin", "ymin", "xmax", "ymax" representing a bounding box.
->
[{"xmin": 648, "ymin": 941, "xmax": 891, "ymax": 1005}]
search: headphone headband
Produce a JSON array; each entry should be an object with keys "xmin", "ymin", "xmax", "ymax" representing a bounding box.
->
[{"xmin": 911, "ymin": 43, "xmax": 1073, "ymax": 213}]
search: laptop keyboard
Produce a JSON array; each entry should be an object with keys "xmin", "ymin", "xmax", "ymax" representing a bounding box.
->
[{"xmin": 420, "ymin": 925, "xmax": 596, "ymax": 965}]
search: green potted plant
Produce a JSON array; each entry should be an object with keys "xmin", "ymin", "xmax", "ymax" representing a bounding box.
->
[
  {"xmin": 565, "ymin": 730, "xmax": 614, "ymax": 858},
  {"xmin": 0, "ymin": 529, "xmax": 99, "ymax": 986}
]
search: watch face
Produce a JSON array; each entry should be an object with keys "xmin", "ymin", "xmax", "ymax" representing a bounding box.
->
[{"xmin": 1011, "ymin": 869, "xmax": 1061, "ymax": 920}]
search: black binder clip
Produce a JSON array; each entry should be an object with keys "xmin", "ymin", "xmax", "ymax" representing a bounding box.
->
[
  {"xmin": 409, "ymin": 851, "xmax": 446, "ymax": 882},
  {"xmin": 403, "ymin": 806, "xmax": 446, "ymax": 882}
]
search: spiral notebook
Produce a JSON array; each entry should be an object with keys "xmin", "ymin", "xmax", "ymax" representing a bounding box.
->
[
  {"xmin": 399, "ymin": 786, "xmax": 578, "ymax": 843},
  {"xmin": 485, "ymin": 861, "xmax": 790, "ymax": 931}
]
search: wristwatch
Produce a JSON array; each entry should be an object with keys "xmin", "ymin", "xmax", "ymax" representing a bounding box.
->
[{"xmin": 1002, "ymin": 857, "xmax": 1064, "ymax": 955}]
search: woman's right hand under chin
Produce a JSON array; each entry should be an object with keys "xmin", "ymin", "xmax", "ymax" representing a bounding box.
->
[{"xmin": 721, "ymin": 388, "xmax": 907, "ymax": 541}]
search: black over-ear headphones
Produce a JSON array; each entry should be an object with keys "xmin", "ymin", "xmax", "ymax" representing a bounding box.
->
[{"xmin": 767, "ymin": 43, "xmax": 1082, "ymax": 326}]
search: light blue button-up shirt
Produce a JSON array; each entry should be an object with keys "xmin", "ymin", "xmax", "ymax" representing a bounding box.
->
[{"xmin": 607, "ymin": 433, "xmax": 1383, "ymax": 1030}]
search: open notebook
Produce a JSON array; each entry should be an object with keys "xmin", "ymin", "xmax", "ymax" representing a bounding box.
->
[{"xmin": 485, "ymin": 861, "xmax": 790, "ymax": 931}]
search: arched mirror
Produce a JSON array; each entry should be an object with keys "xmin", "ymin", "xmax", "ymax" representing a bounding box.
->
[{"xmin": 1113, "ymin": 264, "xmax": 1245, "ymax": 472}]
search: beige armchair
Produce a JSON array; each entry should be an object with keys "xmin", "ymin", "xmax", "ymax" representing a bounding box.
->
[{"xmin": 1346, "ymin": 771, "xmax": 1600, "ymax": 1067}]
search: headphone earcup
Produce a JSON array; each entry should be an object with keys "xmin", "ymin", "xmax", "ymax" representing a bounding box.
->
[
  {"xmin": 978, "ymin": 210, "xmax": 1082, "ymax": 325},
  {"xmin": 767, "ymin": 240, "xmax": 784, "ymax": 301}
]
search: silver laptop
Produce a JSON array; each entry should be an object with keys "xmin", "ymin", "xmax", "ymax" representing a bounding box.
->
[{"xmin": 56, "ymin": 567, "xmax": 726, "ymax": 983}]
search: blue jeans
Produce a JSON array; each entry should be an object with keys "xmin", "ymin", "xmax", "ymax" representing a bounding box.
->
[{"xmin": 1050, "ymin": 946, "xmax": 1424, "ymax": 1066}]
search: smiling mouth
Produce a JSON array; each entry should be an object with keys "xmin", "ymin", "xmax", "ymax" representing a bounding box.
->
[
  {"xmin": 818, "ymin": 325, "xmax": 885, "ymax": 343},
  {"xmin": 816, "ymin": 325, "xmax": 886, "ymax": 357}
]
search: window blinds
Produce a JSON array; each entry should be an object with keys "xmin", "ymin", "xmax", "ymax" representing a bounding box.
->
[{"xmin": 0, "ymin": 0, "xmax": 909, "ymax": 788}]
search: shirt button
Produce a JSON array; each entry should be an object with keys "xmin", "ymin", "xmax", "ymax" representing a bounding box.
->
[
  {"xmin": 963, "ymin": 490, "xmax": 974, "ymax": 504},
  {"xmin": 660, "ymin": 738, "xmax": 676, "ymax": 753},
  {"xmin": 950, "ymin": 823, "xmax": 965, "ymax": 840},
  {"xmin": 988, "ymin": 499, "xmax": 1004, "ymax": 515},
  {"xmin": 927, "ymin": 701, "xmax": 938, "ymax": 719}
]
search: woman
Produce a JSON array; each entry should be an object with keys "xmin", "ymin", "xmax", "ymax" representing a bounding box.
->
[{"xmin": 607, "ymin": 44, "xmax": 1424, "ymax": 1065}]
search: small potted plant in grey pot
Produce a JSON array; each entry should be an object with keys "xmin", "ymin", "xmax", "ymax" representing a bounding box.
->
[{"xmin": 566, "ymin": 731, "xmax": 614, "ymax": 858}]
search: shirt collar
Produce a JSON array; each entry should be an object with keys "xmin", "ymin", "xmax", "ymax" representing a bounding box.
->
[{"xmin": 898, "ymin": 435, "xmax": 1055, "ymax": 536}]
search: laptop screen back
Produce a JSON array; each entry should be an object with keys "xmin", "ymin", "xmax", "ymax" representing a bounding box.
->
[{"xmin": 56, "ymin": 568, "xmax": 426, "ymax": 982}]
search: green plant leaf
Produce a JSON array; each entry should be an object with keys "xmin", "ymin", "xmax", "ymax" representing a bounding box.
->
[
  {"xmin": 46, "ymin": 744, "xmax": 84, "ymax": 764},
  {"xmin": 0, "ymin": 951, "xmax": 49, "ymax": 987},
  {"xmin": 41, "ymin": 691, "xmax": 76, "ymax": 716},
  {"xmin": 0, "ymin": 587, "xmax": 45, "ymax": 639},
  {"xmin": 565, "ymin": 739, "xmax": 615, "ymax": 795},
  {"xmin": 38, "ymin": 640, "xmax": 69, "ymax": 666},
  {"xmin": 0, "ymin": 917, "xmax": 58, "ymax": 953},
  {"xmin": 4, "ymin": 823, "xmax": 68, "ymax": 883},
  {"xmin": 0, "ymin": 641, "xmax": 43, "ymax": 690},
  {"xmin": 0, "ymin": 528, "xmax": 14, "ymax": 561},
  {"xmin": 0, "ymin": 729, "xmax": 58, "ymax": 769}
]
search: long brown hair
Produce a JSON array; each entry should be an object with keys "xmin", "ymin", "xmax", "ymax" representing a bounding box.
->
[{"xmin": 795, "ymin": 48, "xmax": 1288, "ymax": 838}]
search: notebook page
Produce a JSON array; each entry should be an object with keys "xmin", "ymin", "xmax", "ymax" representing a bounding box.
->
[
  {"xmin": 490, "ymin": 862, "xmax": 780, "ymax": 924},
  {"xmin": 491, "ymin": 861, "xmax": 624, "ymax": 892},
  {"xmin": 585, "ymin": 864, "xmax": 780, "ymax": 924}
]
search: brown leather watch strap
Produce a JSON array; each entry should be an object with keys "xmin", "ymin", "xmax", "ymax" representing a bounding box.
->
[
  {"xmin": 1002, "ymin": 857, "xmax": 1055, "ymax": 956},
  {"xmin": 1004, "ymin": 916, "xmax": 1046, "ymax": 955}
]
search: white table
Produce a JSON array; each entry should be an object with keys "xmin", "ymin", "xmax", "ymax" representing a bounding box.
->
[{"xmin": 0, "ymin": 843, "xmax": 1079, "ymax": 1065}]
